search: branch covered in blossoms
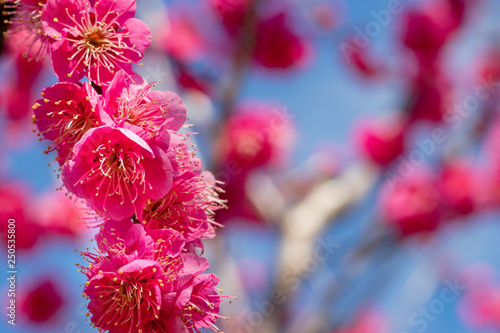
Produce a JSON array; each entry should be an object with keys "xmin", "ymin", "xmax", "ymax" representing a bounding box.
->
[{"xmin": 3, "ymin": 0, "xmax": 232, "ymax": 332}]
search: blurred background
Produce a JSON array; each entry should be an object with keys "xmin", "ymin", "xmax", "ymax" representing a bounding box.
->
[{"xmin": 2, "ymin": 0, "xmax": 500, "ymax": 332}]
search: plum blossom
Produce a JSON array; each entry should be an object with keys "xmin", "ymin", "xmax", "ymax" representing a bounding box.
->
[
  {"xmin": 439, "ymin": 161, "xmax": 476, "ymax": 217},
  {"xmin": 79, "ymin": 220, "xmax": 229, "ymax": 333},
  {"xmin": 143, "ymin": 170, "xmax": 224, "ymax": 246},
  {"xmin": 61, "ymin": 125, "xmax": 173, "ymax": 220},
  {"xmin": 380, "ymin": 171, "xmax": 442, "ymax": 237},
  {"xmin": 12, "ymin": 1, "xmax": 231, "ymax": 331},
  {"xmin": 209, "ymin": 0, "xmax": 254, "ymax": 36},
  {"xmin": 19, "ymin": 277, "xmax": 66, "ymax": 323},
  {"xmin": 180, "ymin": 274, "xmax": 226, "ymax": 332},
  {"xmin": 159, "ymin": 7, "xmax": 205, "ymax": 62},
  {"xmin": 400, "ymin": 0, "xmax": 468, "ymax": 68},
  {"xmin": 99, "ymin": 70, "xmax": 187, "ymax": 144},
  {"xmin": 458, "ymin": 264, "xmax": 500, "ymax": 330},
  {"xmin": 33, "ymin": 82, "xmax": 101, "ymax": 165},
  {"xmin": 84, "ymin": 260, "xmax": 164, "ymax": 332},
  {"xmin": 253, "ymin": 13, "xmax": 309, "ymax": 69},
  {"xmin": 355, "ymin": 117, "xmax": 407, "ymax": 166},
  {"xmin": 2, "ymin": 54, "xmax": 44, "ymax": 122},
  {"xmin": 215, "ymin": 102, "xmax": 295, "ymax": 170},
  {"xmin": 2, "ymin": 0, "xmax": 51, "ymax": 61},
  {"xmin": 142, "ymin": 132, "xmax": 225, "ymax": 246},
  {"xmin": 41, "ymin": 0, "xmax": 151, "ymax": 86}
]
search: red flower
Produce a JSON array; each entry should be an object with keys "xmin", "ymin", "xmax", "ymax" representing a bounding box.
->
[
  {"xmin": 41, "ymin": 0, "xmax": 151, "ymax": 86},
  {"xmin": 216, "ymin": 102, "xmax": 295, "ymax": 170},
  {"xmin": 33, "ymin": 82, "xmax": 101, "ymax": 165},
  {"xmin": 209, "ymin": 0, "xmax": 254, "ymax": 35},
  {"xmin": 253, "ymin": 13, "xmax": 309, "ymax": 69},
  {"xmin": 61, "ymin": 126, "xmax": 173, "ymax": 220},
  {"xmin": 380, "ymin": 172, "xmax": 442, "ymax": 236},
  {"xmin": 439, "ymin": 161, "xmax": 476, "ymax": 217},
  {"xmin": 355, "ymin": 118, "xmax": 407, "ymax": 166},
  {"xmin": 20, "ymin": 277, "xmax": 65, "ymax": 323}
]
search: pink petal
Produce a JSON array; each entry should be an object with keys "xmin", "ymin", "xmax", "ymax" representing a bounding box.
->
[
  {"xmin": 49, "ymin": 40, "xmax": 85, "ymax": 82},
  {"xmin": 94, "ymin": 0, "xmax": 137, "ymax": 27},
  {"xmin": 147, "ymin": 91, "xmax": 187, "ymax": 132},
  {"xmin": 41, "ymin": 0, "xmax": 88, "ymax": 38},
  {"xmin": 121, "ymin": 18, "xmax": 152, "ymax": 62},
  {"xmin": 180, "ymin": 253, "xmax": 210, "ymax": 277},
  {"xmin": 142, "ymin": 145, "xmax": 173, "ymax": 199}
]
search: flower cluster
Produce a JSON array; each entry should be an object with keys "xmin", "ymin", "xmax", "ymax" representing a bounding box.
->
[
  {"xmin": 5, "ymin": 0, "xmax": 230, "ymax": 332},
  {"xmin": 379, "ymin": 160, "xmax": 478, "ymax": 238},
  {"xmin": 78, "ymin": 219, "xmax": 230, "ymax": 332}
]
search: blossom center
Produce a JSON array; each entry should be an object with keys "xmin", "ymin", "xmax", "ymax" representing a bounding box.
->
[
  {"xmin": 87, "ymin": 32, "xmax": 107, "ymax": 49},
  {"xmin": 96, "ymin": 145, "xmax": 144, "ymax": 185},
  {"xmin": 115, "ymin": 281, "xmax": 141, "ymax": 305},
  {"xmin": 72, "ymin": 139, "xmax": 154, "ymax": 209}
]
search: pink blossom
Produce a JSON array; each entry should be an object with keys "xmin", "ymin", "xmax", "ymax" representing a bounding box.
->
[
  {"xmin": 400, "ymin": 0, "xmax": 466, "ymax": 68},
  {"xmin": 142, "ymin": 132, "xmax": 224, "ymax": 246},
  {"xmin": 3, "ymin": 0, "xmax": 51, "ymax": 61},
  {"xmin": 144, "ymin": 254, "xmax": 218, "ymax": 330},
  {"xmin": 94, "ymin": 219, "xmax": 155, "ymax": 262},
  {"xmin": 0, "ymin": 182, "xmax": 86, "ymax": 247},
  {"xmin": 80, "ymin": 220, "xmax": 229, "ymax": 333},
  {"xmin": 100, "ymin": 70, "xmax": 187, "ymax": 144},
  {"xmin": 408, "ymin": 73, "xmax": 452, "ymax": 123},
  {"xmin": 355, "ymin": 118, "xmax": 407, "ymax": 166},
  {"xmin": 216, "ymin": 102, "xmax": 295, "ymax": 170},
  {"xmin": 3, "ymin": 86, "xmax": 32, "ymax": 122},
  {"xmin": 215, "ymin": 105, "xmax": 294, "ymax": 224},
  {"xmin": 458, "ymin": 264, "xmax": 500, "ymax": 329},
  {"xmin": 380, "ymin": 172, "xmax": 442, "ymax": 237},
  {"xmin": 132, "ymin": 257, "xmax": 227, "ymax": 333},
  {"xmin": 143, "ymin": 171, "xmax": 224, "ymax": 244},
  {"xmin": 209, "ymin": 0, "xmax": 254, "ymax": 36},
  {"xmin": 160, "ymin": 8, "xmax": 205, "ymax": 62},
  {"xmin": 439, "ymin": 161, "xmax": 476, "ymax": 217},
  {"xmin": 253, "ymin": 13, "xmax": 309, "ymax": 69},
  {"xmin": 29, "ymin": 190, "xmax": 88, "ymax": 239},
  {"xmin": 41, "ymin": 0, "xmax": 151, "ymax": 86},
  {"xmin": 401, "ymin": 11, "xmax": 447, "ymax": 66},
  {"xmin": 84, "ymin": 260, "xmax": 164, "ymax": 332},
  {"xmin": 33, "ymin": 82, "xmax": 101, "ymax": 165},
  {"xmin": 19, "ymin": 277, "xmax": 65, "ymax": 323},
  {"xmin": 61, "ymin": 125, "xmax": 173, "ymax": 220},
  {"xmin": 180, "ymin": 274, "xmax": 225, "ymax": 332},
  {"xmin": 81, "ymin": 219, "xmax": 184, "ymax": 279}
]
